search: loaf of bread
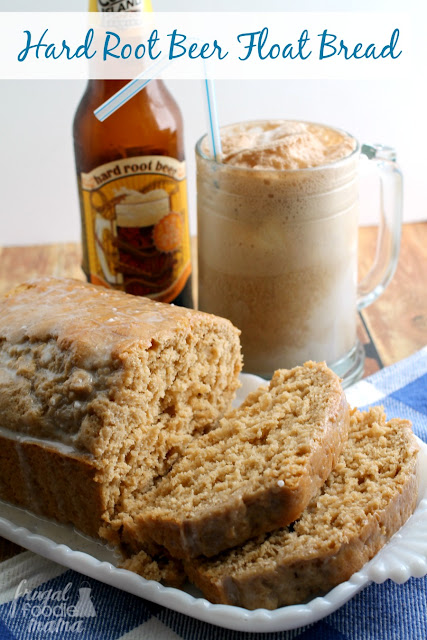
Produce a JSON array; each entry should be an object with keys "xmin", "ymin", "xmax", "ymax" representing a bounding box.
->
[
  {"xmin": 186, "ymin": 407, "xmax": 419, "ymax": 609},
  {"xmin": 0, "ymin": 278, "xmax": 242, "ymax": 540},
  {"xmin": 120, "ymin": 362, "xmax": 350, "ymax": 559}
]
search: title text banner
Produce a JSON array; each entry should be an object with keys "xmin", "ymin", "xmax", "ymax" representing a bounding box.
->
[{"xmin": 0, "ymin": 12, "xmax": 410, "ymax": 80}]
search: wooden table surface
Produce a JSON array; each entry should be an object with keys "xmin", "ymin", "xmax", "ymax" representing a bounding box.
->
[
  {"xmin": 1, "ymin": 223, "xmax": 426, "ymax": 366},
  {"xmin": 0, "ymin": 222, "xmax": 426, "ymax": 560}
]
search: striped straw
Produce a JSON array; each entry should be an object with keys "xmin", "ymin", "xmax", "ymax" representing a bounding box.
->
[
  {"xmin": 94, "ymin": 54, "xmax": 171, "ymax": 122},
  {"xmin": 203, "ymin": 75, "xmax": 222, "ymax": 161},
  {"xmin": 94, "ymin": 48, "xmax": 222, "ymax": 162}
]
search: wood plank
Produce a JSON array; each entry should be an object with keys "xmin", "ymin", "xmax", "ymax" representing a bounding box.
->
[
  {"xmin": 359, "ymin": 222, "xmax": 427, "ymax": 367},
  {"xmin": 0, "ymin": 243, "xmax": 84, "ymax": 296},
  {"xmin": 0, "ymin": 224, "xmax": 425, "ymax": 368}
]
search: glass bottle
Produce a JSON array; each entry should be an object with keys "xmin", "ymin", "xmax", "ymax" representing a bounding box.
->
[{"xmin": 73, "ymin": 0, "xmax": 193, "ymax": 307}]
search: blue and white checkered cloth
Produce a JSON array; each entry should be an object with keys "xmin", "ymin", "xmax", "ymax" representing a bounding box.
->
[{"xmin": 1, "ymin": 347, "xmax": 427, "ymax": 640}]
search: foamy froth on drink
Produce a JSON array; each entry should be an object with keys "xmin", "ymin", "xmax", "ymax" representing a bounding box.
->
[{"xmin": 197, "ymin": 120, "xmax": 359, "ymax": 377}]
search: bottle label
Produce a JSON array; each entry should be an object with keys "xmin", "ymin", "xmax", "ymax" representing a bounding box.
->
[
  {"xmin": 95, "ymin": 0, "xmax": 145, "ymax": 11},
  {"xmin": 80, "ymin": 156, "xmax": 191, "ymax": 302}
]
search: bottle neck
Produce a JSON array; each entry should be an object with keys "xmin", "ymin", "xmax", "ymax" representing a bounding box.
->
[{"xmin": 88, "ymin": 0, "xmax": 154, "ymax": 85}]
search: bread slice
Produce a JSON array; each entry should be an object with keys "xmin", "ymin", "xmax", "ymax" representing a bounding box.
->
[
  {"xmin": 120, "ymin": 550, "xmax": 184, "ymax": 589},
  {"xmin": 121, "ymin": 362, "xmax": 350, "ymax": 559},
  {"xmin": 186, "ymin": 407, "xmax": 419, "ymax": 610},
  {"xmin": 0, "ymin": 278, "xmax": 242, "ymax": 539}
]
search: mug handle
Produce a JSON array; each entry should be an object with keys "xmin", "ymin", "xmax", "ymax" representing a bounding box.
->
[{"xmin": 357, "ymin": 144, "xmax": 403, "ymax": 311}]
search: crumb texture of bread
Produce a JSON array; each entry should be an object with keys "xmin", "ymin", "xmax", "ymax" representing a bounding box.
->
[
  {"xmin": 186, "ymin": 407, "xmax": 419, "ymax": 610},
  {"xmin": 124, "ymin": 361, "xmax": 350, "ymax": 559},
  {"xmin": 0, "ymin": 278, "xmax": 242, "ymax": 536},
  {"xmin": 119, "ymin": 550, "xmax": 184, "ymax": 588}
]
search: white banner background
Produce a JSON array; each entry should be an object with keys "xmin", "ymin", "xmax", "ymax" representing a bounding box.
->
[{"xmin": 0, "ymin": 12, "xmax": 411, "ymax": 80}]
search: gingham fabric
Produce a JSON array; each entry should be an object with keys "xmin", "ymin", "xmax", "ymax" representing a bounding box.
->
[{"xmin": 1, "ymin": 347, "xmax": 427, "ymax": 640}]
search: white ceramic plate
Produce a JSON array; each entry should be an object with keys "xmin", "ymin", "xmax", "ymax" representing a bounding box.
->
[{"xmin": 1, "ymin": 373, "xmax": 427, "ymax": 633}]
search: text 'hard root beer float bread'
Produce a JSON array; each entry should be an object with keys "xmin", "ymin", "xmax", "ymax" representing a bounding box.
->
[
  {"xmin": 120, "ymin": 361, "xmax": 350, "ymax": 559},
  {"xmin": 186, "ymin": 407, "xmax": 419, "ymax": 609},
  {"xmin": 0, "ymin": 277, "xmax": 242, "ymax": 541}
]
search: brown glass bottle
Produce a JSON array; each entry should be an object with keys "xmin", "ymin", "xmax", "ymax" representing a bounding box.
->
[{"xmin": 73, "ymin": 77, "xmax": 193, "ymax": 308}]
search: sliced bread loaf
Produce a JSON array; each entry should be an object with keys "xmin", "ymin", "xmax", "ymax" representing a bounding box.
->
[
  {"xmin": 186, "ymin": 407, "xmax": 419, "ymax": 609},
  {"xmin": 0, "ymin": 278, "xmax": 242, "ymax": 539},
  {"xmin": 120, "ymin": 361, "xmax": 350, "ymax": 559}
]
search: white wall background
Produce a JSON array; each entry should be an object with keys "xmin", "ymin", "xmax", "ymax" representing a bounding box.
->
[{"xmin": 0, "ymin": 0, "xmax": 424, "ymax": 246}]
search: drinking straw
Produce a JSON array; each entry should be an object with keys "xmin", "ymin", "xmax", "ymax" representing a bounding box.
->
[
  {"xmin": 203, "ymin": 74, "xmax": 222, "ymax": 161},
  {"xmin": 94, "ymin": 55, "xmax": 170, "ymax": 122},
  {"xmin": 94, "ymin": 49, "xmax": 223, "ymax": 162}
]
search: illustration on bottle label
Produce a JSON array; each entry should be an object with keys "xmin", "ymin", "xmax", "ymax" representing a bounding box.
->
[{"xmin": 80, "ymin": 155, "xmax": 191, "ymax": 302}]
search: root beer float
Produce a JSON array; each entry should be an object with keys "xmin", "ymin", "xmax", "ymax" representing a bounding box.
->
[{"xmin": 197, "ymin": 120, "xmax": 358, "ymax": 377}]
